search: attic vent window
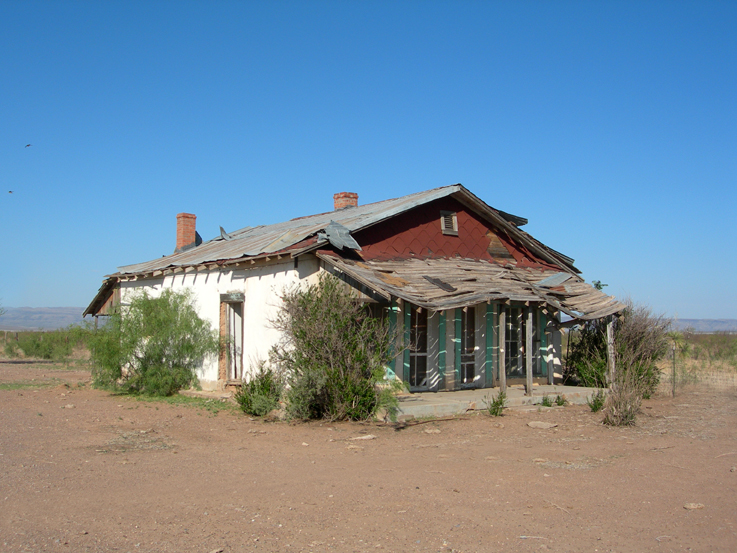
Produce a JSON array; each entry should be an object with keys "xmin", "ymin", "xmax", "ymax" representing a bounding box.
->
[{"xmin": 440, "ymin": 211, "xmax": 458, "ymax": 236}]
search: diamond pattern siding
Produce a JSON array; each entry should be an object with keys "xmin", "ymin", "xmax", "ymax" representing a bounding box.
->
[{"xmin": 354, "ymin": 197, "xmax": 548, "ymax": 267}]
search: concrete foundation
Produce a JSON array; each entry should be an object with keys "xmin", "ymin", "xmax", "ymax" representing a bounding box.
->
[{"xmin": 394, "ymin": 385, "xmax": 604, "ymax": 421}]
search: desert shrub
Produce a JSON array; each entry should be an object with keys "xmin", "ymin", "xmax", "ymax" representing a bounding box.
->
[
  {"xmin": 4, "ymin": 326, "xmax": 92, "ymax": 361},
  {"xmin": 29, "ymin": 334, "xmax": 63, "ymax": 359},
  {"xmin": 603, "ymin": 369, "xmax": 642, "ymax": 426},
  {"xmin": 234, "ymin": 362, "xmax": 284, "ymax": 416},
  {"xmin": 602, "ymin": 302, "xmax": 670, "ymax": 425},
  {"xmin": 89, "ymin": 289, "xmax": 219, "ymax": 396},
  {"xmin": 586, "ymin": 389, "xmax": 606, "ymax": 412},
  {"xmin": 680, "ymin": 331, "xmax": 737, "ymax": 366},
  {"xmin": 270, "ymin": 274, "xmax": 404, "ymax": 421},
  {"xmin": 563, "ymin": 319, "xmax": 608, "ymax": 388},
  {"xmin": 483, "ymin": 390, "xmax": 506, "ymax": 416},
  {"xmin": 4, "ymin": 338, "xmax": 20, "ymax": 357},
  {"xmin": 565, "ymin": 301, "xmax": 670, "ymax": 400}
]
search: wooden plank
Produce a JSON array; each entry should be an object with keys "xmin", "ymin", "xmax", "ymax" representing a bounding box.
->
[
  {"xmin": 403, "ymin": 302, "xmax": 410, "ymax": 385},
  {"xmin": 498, "ymin": 308, "xmax": 506, "ymax": 393},
  {"xmin": 526, "ymin": 307, "xmax": 533, "ymax": 396},
  {"xmin": 218, "ymin": 301, "xmax": 227, "ymax": 382},
  {"xmin": 486, "ymin": 303, "xmax": 494, "ymax": 387},
  {"xmin": 438, "ymin": 310, "xmax": 446, "ymax": 385},
  {"xmin": 454, "ymin": 308, "xmax": 462, "ymax": 389},
  {"xmin": 539, "ymin": 312, "xmax": 551, "ymax": 385},
  {"xmin": 607, "ymin": 317, "xmax": 615, "ymax": 387}
]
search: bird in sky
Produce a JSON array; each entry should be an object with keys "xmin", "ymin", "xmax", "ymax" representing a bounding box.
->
[
  {"xmin": 25, "ymin": 144, "xmax": 32, "ymax": 148},
  {"xmin": 8, "ymin": 191, "xmax": 13, "ymax": 194}
]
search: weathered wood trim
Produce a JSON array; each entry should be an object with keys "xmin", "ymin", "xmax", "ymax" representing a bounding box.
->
[
  {"xmin": 607, "ymin": 316, "xmax": 615, "ymax": 387},
  {"xmin": 525, "ymin": 307, "xmax": 533, "ymax": 396},
  {"xmin": 543, "ymin": 313, "xmax": 556, "ymax": 385},
  {"xmin": 218, "ymin": 301, "xmax": 227, "ymax": 383},
  {"xmin": 444, "ymin": 311, "xmax": 455, "ymax": 390},
  {"xmin": 438, "ymin": 311, "xmax": 446, "ymax": 384},
  {"xmin": 454, "ymin": 308, "xmax": 462, "ymax": 389},
  {"xmin": 498, "ymin": 308, "xmax": 506, "ymax": 393},
  {"xmin": 388, "ymin": 300, "xmax": 400, "ymax": 380},
  {"xmin": 486, "ymin": 303, "xmax": 494, "ymax": 386},
  {"xmin": 403, "ymin": 302, "xmax": 411, "ymax": 384}
]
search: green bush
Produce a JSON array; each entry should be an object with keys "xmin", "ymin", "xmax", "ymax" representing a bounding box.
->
[
  {"xmin": 564, "ymin": 301, "xmax": 670, "ymax": 400},
  {"xmin": 89, "ymin": 289, "xmax": 219, "ymax": 396},
  {"xmin": 3, "ymin": 325, "xmax": 92, "ymax": 361},
  {"xmin": 540, "ymin": 394, "xmax": 553, "ymax": 407},
  {"xmin": 564, "ymin": 320, "xmax": 609, "ymax": 388},
  {"xmin": 270, "ymin": 274, "xmax": 404, "ymax": 421},
  {"xmin": 603, "ymin": 369, "xmax": 641, "ymax": 426},
  {"xmin": 602, "ymin": 303, "xmax": 670, "ymax": 425},
  {"xmin": 586, "ymin": 389, "xmax": 606, "ymax": 412},
  {"xmin": 679, "ymin": 330, "xmax": 737, "ymax": 365},
  {"xmin": 234, "ymin": 363, "xmax": 284, "ymax": 417},
  {"xmin": 483, "ymin": 390, "xmax": 506, "ymax": 417},
  {"xmin": 4, "ymin": 339, "xmax": 20, "ymax": 357}
]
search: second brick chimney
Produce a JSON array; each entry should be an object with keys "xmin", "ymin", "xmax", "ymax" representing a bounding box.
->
[
  {"xmin": 175, "ymin": 213, "xmax": 197, "ymax": 253},
  {"xmin": 333, "ymin": 192, "xmax": 358, "ymax": 210}
]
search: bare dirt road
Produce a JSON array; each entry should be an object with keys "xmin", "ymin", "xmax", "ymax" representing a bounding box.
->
[{"xmin": 1, "ymin": 361, "xmax": 735, "ymax": 552}]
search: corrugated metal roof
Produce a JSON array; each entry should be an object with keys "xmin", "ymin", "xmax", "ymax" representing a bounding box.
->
[{"xmin": 116, "ymin": 184, "xmax": 538, "ymax": 276}]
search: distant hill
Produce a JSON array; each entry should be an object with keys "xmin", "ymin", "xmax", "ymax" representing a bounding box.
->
[
  {"xmin": 0, "ymin": 307, "xmax": 87, "ymax": 331},
  {"xmin": 672, "ymin": 319, "xmax": 737, "ymax": 333}
]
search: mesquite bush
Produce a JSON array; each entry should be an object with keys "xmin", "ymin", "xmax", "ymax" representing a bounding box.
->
[{"xmin": 270, "ymin": 274, "xmax": 404, "ymax": 421}]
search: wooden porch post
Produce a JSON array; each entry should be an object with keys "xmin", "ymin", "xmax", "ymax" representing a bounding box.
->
[
  {"xmin": 525, "ymin": 307, "xmax": 533, "ymax": 396},
  {"xmin": 218, "ymin": 301, "xmax": 228, "ymax": 383},
  {"xmin": 606, "ymin": 316, "xmax": 615, "ymax": 388},
  {"xmin": 546, "ymin": 325, "xmax": 554, "ymax": 386},
  {"xmin": 498, "ymin": 308, "xmax": 506, "ymax": 393}
]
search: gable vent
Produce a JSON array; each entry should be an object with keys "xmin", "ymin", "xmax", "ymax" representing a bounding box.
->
[{"xmin": 440, "ymin": 211, "xmax": 458, "ymax": 236}]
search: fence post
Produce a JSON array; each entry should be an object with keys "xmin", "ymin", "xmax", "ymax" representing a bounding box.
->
[{"xmin": 672, "ymin": 342, "xmax": 676, "ymax": 398}]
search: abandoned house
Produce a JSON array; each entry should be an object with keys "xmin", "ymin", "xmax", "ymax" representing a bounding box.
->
[{"xmin": 84, "ymin": 184, "xmax": 625, "ymax": 392}]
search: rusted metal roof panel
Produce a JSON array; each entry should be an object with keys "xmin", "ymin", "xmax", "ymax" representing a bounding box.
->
[
  {"xmin": 116, "ymin": 184, "xmax": 499, "ymax": 275},
  {"xmin": 112, "ymin": 184, "xmax": 578, "ymax": 284}
]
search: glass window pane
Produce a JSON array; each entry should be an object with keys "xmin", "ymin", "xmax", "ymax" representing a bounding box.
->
[
  {"xmin": 409, "ymin": 355, "xmax": 427, "ymax": 387},
  {"xmin": 410, "ymin": 308, "xmax": 428, "ymax": 353}
]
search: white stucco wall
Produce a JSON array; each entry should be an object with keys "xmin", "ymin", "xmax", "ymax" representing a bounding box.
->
[{"xmin": 119, "ymin": 255, "xmax": 322, "ymax": 390}]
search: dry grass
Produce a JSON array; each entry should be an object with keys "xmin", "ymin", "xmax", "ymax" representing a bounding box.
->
[{"xmin": 658, "ymin": 332, "xmax": 737, "ymax": 393}]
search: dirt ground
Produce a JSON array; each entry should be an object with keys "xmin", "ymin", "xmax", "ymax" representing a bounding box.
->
[{"xmin": 1, "ymin": 362, "xmax": 736, "ymax": 553}]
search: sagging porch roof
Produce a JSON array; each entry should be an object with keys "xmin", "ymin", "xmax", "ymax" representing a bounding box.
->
[{"xmin": 318, "ymin": 252, "xmax": 625, "ymax": 321}]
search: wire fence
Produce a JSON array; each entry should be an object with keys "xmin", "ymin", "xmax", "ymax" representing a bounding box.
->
[{"xmin": 659, "ymin": 340, "xmax": 737, "ymax": 395}]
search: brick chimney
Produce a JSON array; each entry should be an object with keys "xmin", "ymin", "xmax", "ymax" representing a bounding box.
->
[
  {"xmin": 175, "ymin": 213, "xmax": 197, "ymax": 253},
  {"xmin": 333, "ymin": 192, "xmax": 358, "ymax": 210}
]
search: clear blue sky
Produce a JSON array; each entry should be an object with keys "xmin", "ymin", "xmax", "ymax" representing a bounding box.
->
[{"xmin": 1, "ymin": 1, "xmax": 735, "ymax": 319}]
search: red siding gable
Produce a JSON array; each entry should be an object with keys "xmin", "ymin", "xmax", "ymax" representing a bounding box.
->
[{"xmin": 353, "ymin": 197, "xmax": 552, "ymax": 268}]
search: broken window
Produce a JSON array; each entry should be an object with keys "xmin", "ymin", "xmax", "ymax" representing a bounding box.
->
[{"xmin": 440, "ymin": 211, "xmax": 458, "ymax": 236}]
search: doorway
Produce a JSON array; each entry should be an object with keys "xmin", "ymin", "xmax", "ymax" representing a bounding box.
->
[
  {"xmin": 460, "ymin": 306, "xmax": 480, "ymax": 388},
  {"xmin": 408, "ymin": 307, "xmax": 428, "ymax": 389},
  {"xmin": 502, "ymin": 306, "xmax": 544, "ymax": 384},
  {"xmin": 220, "ymin": 293, "xmax": 244, "ymax": 382}
]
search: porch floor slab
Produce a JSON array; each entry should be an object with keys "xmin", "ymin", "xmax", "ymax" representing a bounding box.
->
[{"xmin": 395, "ymin": 385, "xmax": 603, "ymax": 420}]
